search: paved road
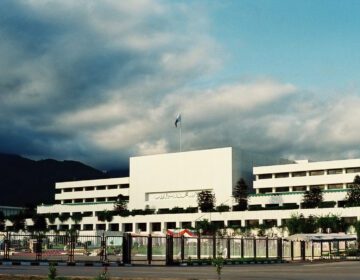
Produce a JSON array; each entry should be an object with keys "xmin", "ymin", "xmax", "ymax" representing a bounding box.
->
[{"xmin": 1, "ymin": 261, "xmax": 360, "ymax": 279}]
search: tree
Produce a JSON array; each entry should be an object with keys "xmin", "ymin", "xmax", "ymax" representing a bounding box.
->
[
  {"xmin": 58, "ymin": 213, "xmax": 71, "ymax": 223},
  {"xmin": 345, "ymin": 175, "xmax": 360, "ymax": 207},
  {"xmin": 32, "ymin": 214, "xmax": 47, "ymax": 232},
  {"xmin": 97, "ymin": 210, "xmax": 113, "ymax": 222},
  {"xmin": 114, "ymin": 194, "xmax": 128, "ymax": 213},
  {"xmin": 46, "ymin": 213, "xmax": 58, "ymax": 224},
  {"xmin": 197, "ymin": 190, "xmax": 215, "ymax": 212},
  {"xmin": 9, "ymin": 213, "xmax": 26, "ymax": 232},
  {"xmin": 286, "ymin": 214, "xmax": 316, "ymax": 234},
  {"xmin": 316, "ymin": 214, "xmax": 342, "ymax": 233},
  {"xmin": 302, "ymin": 186, "xmax": 323, "ymax": 208},
  {"xmin": 0, "ymin": 211, "xmax": 5, "ymax": 231},
  {"xmin": 233, "ymin": 178, "xmax": 248, "ymax": 211},
  {"xmin": 71, "ymin": 213, "xmax": 83, "ymax": 224}
]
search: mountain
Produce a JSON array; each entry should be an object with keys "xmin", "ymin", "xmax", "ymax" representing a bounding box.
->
[{"xmin": 0, "ymin": 153, "xmax": 111, "ymax": 207}]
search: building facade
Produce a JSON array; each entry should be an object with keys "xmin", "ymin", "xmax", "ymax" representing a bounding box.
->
[{"xmin": 36, "ymin": 148, "xmax": 360, "ymax": 234}]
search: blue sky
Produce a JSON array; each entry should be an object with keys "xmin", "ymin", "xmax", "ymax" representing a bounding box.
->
[{"xmin": 1, "ymin": 0, "xmax": 360, "ymax": 169}]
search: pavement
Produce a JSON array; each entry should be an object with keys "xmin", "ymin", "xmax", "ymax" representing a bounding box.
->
[{"xmin": 1, "ymin": 261, "xmax": 360, "ymax": 280}]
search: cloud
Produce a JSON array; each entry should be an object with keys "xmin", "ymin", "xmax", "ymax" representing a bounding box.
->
[{"xmin": 0, "ymin": 0, "xmax": 360, "ymax": 170}]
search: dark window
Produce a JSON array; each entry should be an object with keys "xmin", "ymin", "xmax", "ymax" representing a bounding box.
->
[
  {"xmin": 292, "ymin": 171, "xmax": 306, "ymax": 177},
  {"xmin": 85, "ymin": 187, "xmax": 95, "ymax": 191},
  {"xmin": 259, "ymin": 188, "xmax": 272, "ymax": 194},
  {"xmin": 310, "ymin": 185, "xmax": 325, "ymax": 190},
  {"xmin": 275, "ymin": 173, "xmax": 289, "ymax": 178},
  {"xmin": 96, "ymin": 224, "xmax": 106, "ymax": 230},
  {"xmin": 107, "ymin": 197, "xmax": 117, "ymax": 202},
  {"xmin": 64, "ymin": 199, "xmax": 72, "ymax": 204},
  {"xmin": 276, "ymin": 187, "xmax": 289, "ymax": 192},
  {"xmin": 151, "ymin": 223, "xmax": 161, "ymax": 232},
  {"xmin": 181, "ymin": 222, "xmax": 192, "ymax": 229},
  {"xmin": 309, "ymin": 170, "xmax": 325, "ymax": 176},
  {"xmin": 107, "ymin": 185, "xmax": 118, "ymax": 190},
  {"xmin": 74, "ymin": 187, "xmax": 83, "ymax": 192},
  {"xmin": 55, "ymin": 189, "xmax": 61, "ymax": 194},
  {"xmin": 293, "ymin": 186, "xmax": 306, "ymax": 191},
  {"xmin": 124, "ymin": 223, "xmax": 133, "ymax": 232},
  {"xmin": 96, "ymin": 186, "xmax": 106, "ymax": 190},
  {"xmin": 137, "ymin": 223, "xmax": 147, "ymax": 232},
  {"xmin": 96, "ymin": 198, "xmax": 106, "ymax": 202},
  {"xmin": 258, "ymin": 174, "xmax": 272, "ymax": 180},
  {"xmin": 327, "ymin": 169, "xmax": 342, "ymax": 175},
  {"xmin": 85, "ymin": 198, "xmax": 94, "ymax": 202},
  {"xmin": 166, "ymin": 222, "xmax": 176, "ymax": 229},
  {"xmin": 109, "ymin": 223, "xmax": 119, "ymax": 231},
  {"xmin": 74, "ymin": 199, "xmax": 83, "ymax": 203},
  {"xmin": 64, "ymin": 188, "xmax": 72, "ymax": 192},
  {"xmin": 120, "ymin": 184, "xmax": 130, "ymax": 189},
  {"xmin": 83, "ymin": 211, "xmax": 93, "ymax": 217},
  {"xmin": 346, "ymin": 167, "xmax": 360, "ymax": 174},
  {"xmin": 328, "ymin": 184, "xmax": 343, "ymax": 190},
  {"xmin": 228, "ymin": 220, "xmax": 241, "ymax": 227},
  {"xmin": 83, "ymin": 224, "xmax": 93, "ymax": 230}
]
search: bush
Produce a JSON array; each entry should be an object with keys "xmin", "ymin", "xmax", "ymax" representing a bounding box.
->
[
  {"xmin": 319, "ymin": 201, "xmax": 337, "ymax": 208},
  {"xmin": 248, "ymin": 205, "xmax": 264, "ymax": 211},
  {"xmin": 215, "ymin": 204, "xmax": 230, "ymax": 212},
  {"xmin": 169, "ymin": 207, "xmax": 185, "ymax": 213},
  {"xmin": 157, "ymin": 208, "xmax": 171, "ymax": 214},
  {"xmin": 185, "ymin": 207, "xmax": 198, "ymax": 213}
]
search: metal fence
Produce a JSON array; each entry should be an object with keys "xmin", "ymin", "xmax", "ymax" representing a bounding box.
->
[{"xmin": 0, "ymin": 232, "xmax": 358, "ymax": 265}]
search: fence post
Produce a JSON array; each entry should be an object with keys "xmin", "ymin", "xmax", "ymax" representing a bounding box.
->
[
  {"xmin": 241, "ymin": 237, "xmax": 244, "ymax": 259},
  {"xmin": 265, "ymin": 237, "xmax": 269, "ymax": 259},
  {"xmin": 277, "ymin": 238, "xmax": 283, "ymax": 261},
  {"xmin": 212, "ymin": 235, "xmax": 216, "ymax": 259},
  {"xmin": 36, "ymin": 233, "xmax": 42, "ymax": 261},
  {"xmin": 67, "ymin": 232, "xmax": 75, "ymax": 264},
  {"xmin": 4, "ymin": 232, "xmax": 10, "ymax": 260},
  {"xmin": 227, "ymin": 237, "xmax": 231, "ymax": 259},
  {"xmin": 253, "ymin": 237, "xmax": 257, "ymax": 260},
  {"xmin": 122, "ymin": 233, "xmax": 132, "ymax": 265},
  {"xmin": 165, "ymin": 235, "xmax": 174, "ymax": 265},
  {"xmin": 147, "ymin": 234, "xmax": 152, "ymax": 265},
  {"xmin": 290, "ymin": 241, "xmax": 294, "ymax": 261},
  {"xmin": 301, "ymin": 241, "xmax": 306, "ymax": 261},
  {"xmin": 101, "ymin": 233, "xmax": 107, "ymax": 263},
  {"xmin": 180, "ymin": 235, "xmax": 185, "ymax": 261},
  {"xmin": 197, "ymin": 234, "xmax": 201, "ymax": 260}
]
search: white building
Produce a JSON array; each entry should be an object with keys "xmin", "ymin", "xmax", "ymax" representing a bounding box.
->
[{"xmin": 36, "ymin": 148, "xmax": 360, "ymax": 233}]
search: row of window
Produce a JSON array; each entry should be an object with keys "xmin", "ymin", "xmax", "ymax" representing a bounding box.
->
[
  {"xmin": 57, "ymin": 184, "xmax": 129, "ymax": 193},
  {"xmin": 59, "ymin": 196, "xmax": 129, "ymax": 204},
  {"xmin": 258, "ymin": 167, "xmax": 360, "ymax": 180},
  {"xmin": 257, "ymin": 184, "xmax": 347, "ymax": 194}
]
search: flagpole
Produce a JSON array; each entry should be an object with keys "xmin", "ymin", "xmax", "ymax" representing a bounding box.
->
[{"xmin": 179, "ymin": 120, "xmax": 182, "ymax": 152}]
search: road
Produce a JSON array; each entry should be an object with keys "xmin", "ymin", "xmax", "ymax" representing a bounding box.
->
[{"xmin": 1, "ymin": 261, "xmax": 360, "ymax": 279}]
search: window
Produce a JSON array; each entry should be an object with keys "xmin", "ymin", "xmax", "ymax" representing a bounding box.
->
[
  {"xmin": 96, "ymin": 186, "xmax": 106, "ymax": 190},
  {"xmin": 293, "ymin": 186, "xmax": 306, "ymax": 191},
  {"xmin": 85, "ymin": 187, "xmax": 95, "ymax": 191},
  {"xmin": 74, "ymin": 199, "xmax": 83, "ymax": 203},
  {"xmin": 83, "ymin": 224, "xmax": 93, "ymax": 230},
  {"xmin": 292, "ymin": 171, "xmax": 306, "ymax": 177},
  {"xmin": 327, "ymin": 184, "xmax": 343, "ymax": 190},
  {"xmin": 310, "ymin": 185, "xmax": 325, "ymax": 190},
  {"xmin": 64, "ymin": 188, "xmax": 72, "ymax": 192},
  {"xmin": 85, "ymin": 198, "xmax": 94, "ymax": 202},
  {"xmin": 107, "ymin": 197, "xmax": 117, "ymax": 202},
  {"xmin": 74, "ymin": 187, "xmax": 83, "ymax": 192},
  {"xmin": 124, "ymin": 223, "xmax": 133, "ymax": 232},
  {"xmin": 166, "ymin": 222, "xmax": 176, "ymax": 229},
  {"xmin": 83, "ymin": 211, "xmax": 93, "ymax": 217},
  {"xmin": 259, "ymin": 188, "xmax": 272, "ymax": 194},
  {"xmin": 107, "ymin": 185, "xmax": 118, "ymax": 190},
  {"xmin": 276, "ymin": 187, "xmax": 289, "ymax": 192},
  {"xmin": 309, "ymin": 170, "xmax": 325, "ymax": 176},
  {"xmin": 275, "ymin": 173, "xmax": 289, "ymax": 178},
  {"xmin": 120, "ymin": 184, "xmax": 130, "ymax": 189},
  {"xmin": 137, "ymin": 223, "xmax": 147, "ymax": 232},
  {"xmin": 96, "ymin": 197, "xmax": 106, "ymax": 202},
  {"xmin": 327, "ymin": 169, "xmax": 342, "ymax": 175},
  {"xmin": 151, "ymin": 223, "xmax": 161, "ymax": 232},
  {"xmin": 64, "ymin": 199, "xmax": 72, "ymax": 204},
  {"xmin": 55, "ymin": 189, "xmax": 61, "ymax": 194},
  {"xmin": 346, "ymin": 167, "xmax": 360, "ymax": 174},
  {"xmin": 258, "ymin": 174, "xmax": 272, "ymax": 180}
]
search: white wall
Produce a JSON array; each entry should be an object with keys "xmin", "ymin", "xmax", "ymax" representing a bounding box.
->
[{"xmin": 128, "ymin": 147, "xmax": 234, "ymax": 210}]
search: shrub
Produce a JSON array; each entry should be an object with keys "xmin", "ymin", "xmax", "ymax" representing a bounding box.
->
[{"xmin": 215, "ymin": 204, "xmax": 230, "ymax": 212}]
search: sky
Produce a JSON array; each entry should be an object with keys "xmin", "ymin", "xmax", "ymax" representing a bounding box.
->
[{"xmin": 1, "ymin": 0, "xmax": 360, "ymax": 170}]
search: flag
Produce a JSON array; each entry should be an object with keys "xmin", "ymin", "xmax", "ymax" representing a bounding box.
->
[{"xmin": 175, "ymin": 113, "xmax": 181, "ymax": 127}]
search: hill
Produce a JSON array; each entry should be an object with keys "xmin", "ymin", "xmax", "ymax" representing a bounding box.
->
[{"xmin": 0, "ymin": 153, "xmax": 111, "ymax": 207}]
